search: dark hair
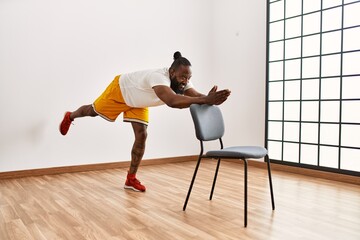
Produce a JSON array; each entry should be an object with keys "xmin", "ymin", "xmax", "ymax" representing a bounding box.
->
[{"xmin": 170, "ymin": 51, "xmax": 191, "ymax": 70}]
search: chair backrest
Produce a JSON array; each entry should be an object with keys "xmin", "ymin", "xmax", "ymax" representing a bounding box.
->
[{"xmin": 189, "ymin": 104, "xmax": 225, "ymax": 141}]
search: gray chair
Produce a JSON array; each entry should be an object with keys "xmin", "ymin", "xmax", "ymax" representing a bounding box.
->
[{"xmin": 183, "ymin": 104, "xmax": 275, "ymax": 227}]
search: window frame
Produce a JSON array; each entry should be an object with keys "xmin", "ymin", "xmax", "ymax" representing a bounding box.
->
[{"xmin": 265, "ymin": 0, "xmax": 360, "ymax": 176}]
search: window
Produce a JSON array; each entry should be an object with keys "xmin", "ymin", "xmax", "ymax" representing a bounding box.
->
[{"xmin": 266, "ymin": 0, "xmax": 360, "ymax": 175}]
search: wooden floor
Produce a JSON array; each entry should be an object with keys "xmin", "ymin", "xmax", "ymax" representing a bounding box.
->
[{"xmin": 0, "ymin": 160, "xmax": 359, "ymax": 240}]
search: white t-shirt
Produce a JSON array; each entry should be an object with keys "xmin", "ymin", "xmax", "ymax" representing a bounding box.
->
[{"xmin": 119, "ymin": 67, "xmax": 194, "ymax": 108}]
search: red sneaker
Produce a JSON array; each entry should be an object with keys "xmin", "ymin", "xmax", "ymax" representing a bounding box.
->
[
  {"xmin": 59, "ymin": 112, "xmax": 73, "ymax": 135},
  {"xmin": 124, "ymin": 172, "xmax": 146, "ymax": 192}
]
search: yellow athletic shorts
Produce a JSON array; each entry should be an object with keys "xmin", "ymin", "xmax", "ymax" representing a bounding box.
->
[{"xmin": 92, "ymin": 75, "xmax": 149, "ymax": 125}]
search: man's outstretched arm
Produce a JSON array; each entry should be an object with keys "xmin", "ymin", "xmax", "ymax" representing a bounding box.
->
[
  {"xmin": 183, "ymin": 87, "xmax": 206, "ymax": 97},
  {"xmin": 153, "ymin": 85, "xmax": 231, "ymax": 109},
  {"xmin": 184, "ymin": 85, "xmax": 221, "ymax": 98}
]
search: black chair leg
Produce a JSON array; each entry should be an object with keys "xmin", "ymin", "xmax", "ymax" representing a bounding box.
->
[
  {"xmin": 183, "ymin": 156, "xmax": 203, "ymax": 211},
  {"xmin": 243, "ymin": 159, "xmax": 248, "ymax": 227},
  {"xmin": 265, "ymin": 155, "xmax": 275, "ymax": 210},
  {"xmin": 210, "ymin": 159, "xmax": 221, "ymax": 200}
]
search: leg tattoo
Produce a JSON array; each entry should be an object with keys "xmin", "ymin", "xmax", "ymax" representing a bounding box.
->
[
  {"xmin": 129, "ymin": 122, "xmax": 147, "ymax": 174},
  {"xmin": 129, "ymin": 141, "xmax": 146, "ymax": 174}
]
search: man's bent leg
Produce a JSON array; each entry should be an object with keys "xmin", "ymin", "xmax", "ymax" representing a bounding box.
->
[
  {"xmin": 70, "ymin": 104, "xmax": 98, "ymax": 120},
  {"xmin": 60, "ymin": 105, "xmax": 98, "ymax": 135},
  {"xmin": 124, "ymin": 122, "xmax": 147, "ymax": 192}
]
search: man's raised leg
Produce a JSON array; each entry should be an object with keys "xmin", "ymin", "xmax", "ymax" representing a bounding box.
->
[{"xmin": 59, "ymin": 104, "xmax": 98, "ymax": 135}]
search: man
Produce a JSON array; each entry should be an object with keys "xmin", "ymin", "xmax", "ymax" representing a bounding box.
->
[{"xmin": 59, "ymin": 51, "xmax": 231, "ymax": 192}]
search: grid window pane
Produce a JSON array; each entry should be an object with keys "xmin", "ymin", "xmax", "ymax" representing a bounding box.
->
[
  {"xmin": 267, "ymin": 1, "xmax": 360, "ymax": 174},
  {"xmin": 284, "ymin": 101, "xmax": 300, "ymax": 121},
  {"xmin": 342, "ymin": 76, "xmax": 360, "ymax": 99},
  {"xmin": 302, "ymin": 79, "xmax": 319, "ymax": 100},
  {"xmin": 268, "ymin": 121, "xmax": 283, "ymax": 140},
  {"xmin": 344, "ymin": 2, "xmax": 360, "ymax": 28},
  {"xmin": 342, "ymin": 124, "xmax": 360, "ymax": 148},
  {"xmin": 303, "ymin": 12, "xmax": 321, "ymax": 35},
  {"xmin": 303, "ymin": 0, "xmax": 321, "ymax": 14},
  {"xmin": 270, "ymin": 21, "xmax": 285, "ymax": 41},
  {"xmin": 302, "ymin": 101, "xmax": 319, "ymax": 121},
  {"xmin": 285, "ymin": 17, "xmax": 302, "ymax": 38},
  {"xmin": 270, "ymin": 41, "xmax": 284, "ymax": 61},
  {"xmin": 283, "ymin": 142, "xmax": 299, "ymax": 162},
  {"xmin": 302, "ymin": 57, "xmax": 320, "ymax": 78},
  {"xmin": 284, "ymin": 80, "xmax": 300, "ymax": 100},
  {"xmin": 344, "ymin": 0, "xmax": 358, "ymax": 3},
  {"xmin": 301, "ymin": 123, "xmax": 318, "ymax": 143},
  {"xmin": 341, "ymin": 148, "xmax": 360, "ymax": 171},
  {"xmin": 320, "ymin": 124, "xmax": 339, "ymax": 145},
  {"xmin": 323, "ymin": 0, "xmax": 342, "ymax": 9},
  {"xmin": 322, "ymin": 31, "xmax": 342, "ymax": 54},
  {"xmin": 321, "ymin": 101, "xmax": 340, "ymax": 122},
  {"xmin": 321, "ymin": 78, "xmax": 340, "ymax": 99},
  {"xmin": 342, "ymin": 101, "xmax": 360, "ymax": 123},
  {"xmin": 322, "ymin": 7, "xmax": 342, "ymax": 32},
  {"xmin": 285, "ymin": 59, "xmax": 301, "ymax": 79},
  {"xmin": 268, "ymin": 141, "xmax": 282, "ymax": 160},
  {"xmin": 269, "ymin": 61, "xmax": 283, "ymax": 81},
  {"xmin": 286, "ymin": 0, "xmax": 302, "ymax": 18},
  {"xmin": 269, "ymin": 82, "xmax": 284, "ymax": 100},
  {"xmin": 270, "ymin": 0, "xmax": 284, "ymax": 22},
  {"xmin": 343, "ymin": 51, "xmax": 360, "ymax": 75},
  {"xmin": 321, "ymin": 54, "xmax": 341, "ymax": 77},
  {"xmin": 268, "ymin": 102, "xmax": 283, "ymax": 120},
  {"xmin": 300, "ymin": 144, "xmax": 318, "ymax": 165},
  {"xmin": 285, "ymin": 38, "xmax": 301, "ymax": 59},
  {"xmin": 284, "ymin": 122, "xmax": 300, "ymax": 142},
  {"xmin": 320, "ymin": 146, "xmax": 339, "ymax": 168},
  {"xmin": 303, "ymin": 34, "xmax": 320, "ymax": 57},
  {"xmin": 343, "ymin": 27, "xmax": 360, "ymax": 51}
]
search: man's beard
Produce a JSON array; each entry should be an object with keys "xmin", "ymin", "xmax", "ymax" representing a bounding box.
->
[{"xmin": 170, "ymin": 79, "xmax": 185, "ymax": 95}]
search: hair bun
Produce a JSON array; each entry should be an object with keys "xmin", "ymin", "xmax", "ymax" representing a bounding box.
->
[{"xmin": 173, "ymin": 51, "xmax": 182, "ymax": 60}]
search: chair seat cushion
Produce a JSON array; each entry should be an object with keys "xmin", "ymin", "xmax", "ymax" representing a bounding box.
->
[{"xmin": 205, "ymin": 146, "xmax": 268, "ymax": 159}]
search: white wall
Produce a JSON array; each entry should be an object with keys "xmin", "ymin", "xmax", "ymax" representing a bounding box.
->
[
  {"xmin": 211, "ymin": 0, "xmax": 267, "ymax": 147},
  {"xmin": 0, "ymin": 0, "xmax": 266, "ymax": 172}
]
